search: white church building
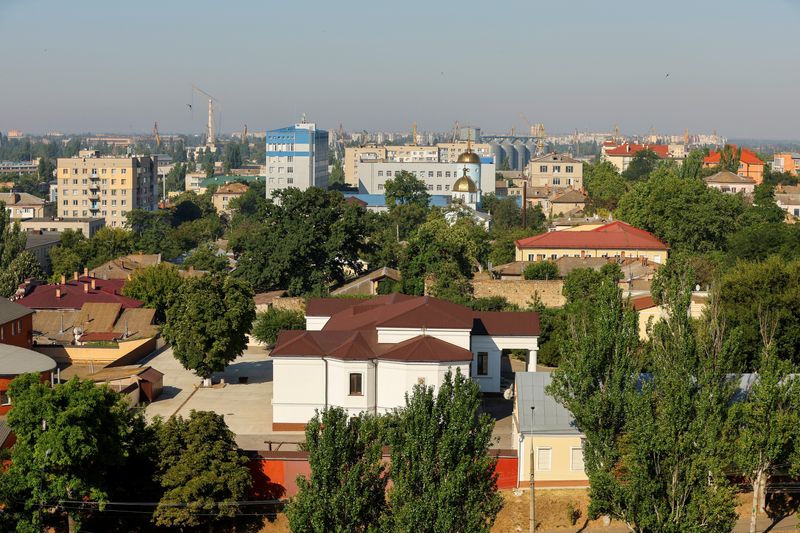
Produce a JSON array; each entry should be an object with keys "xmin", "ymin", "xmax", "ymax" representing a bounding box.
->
[{"xmin": 271, "ymin": 294, "xmax": 540, "ymax": 430}]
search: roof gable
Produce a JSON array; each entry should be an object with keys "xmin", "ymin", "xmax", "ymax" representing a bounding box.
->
[{"xmin": 515, "ymin": 221, "xmax": 668, "ymax": 251}]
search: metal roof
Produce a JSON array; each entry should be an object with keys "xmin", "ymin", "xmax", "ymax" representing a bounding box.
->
[
  {"xmin": 0, "ymin": 343, "xmax": 57, "ymax": 376},
  {"xmin": 0, "ymin": 299, "xmax": 34, "ymax": 325},
  {"xmin": 515, "ymin": 372, "xmax": 581, "ymax": 436}
]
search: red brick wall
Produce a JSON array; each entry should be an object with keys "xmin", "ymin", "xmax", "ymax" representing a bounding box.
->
[{"xmin": 0, "ymin": 314, "xmax": 33, "ymax": 349}]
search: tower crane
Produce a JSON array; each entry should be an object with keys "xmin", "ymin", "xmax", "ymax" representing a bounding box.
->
[
  {"xmin": 153, "ymin": 122, "xmax": 161, "ymax": 150},
  {"xmin": 192, "ymin": 85, "xmax": 220, "ymax": 146}
]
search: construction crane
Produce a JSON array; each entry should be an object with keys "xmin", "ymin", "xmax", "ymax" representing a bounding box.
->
[
  {"xmin": 152, "ymin": 122, "xmax": 161, "ymax": 150},
  {"xmin": 684, "ymin": 128, "xmax": 689, "ymax": 146},
  {"xmin": 411, "ymin": 122, "xmax": 417, "ymax": 146},
  {"xmin": 192, "ymin": 85, "xmax": 220, "ymax": 146},
  {"xmin": 241, "ymin": 124, "xmax": 248, "ymax": 145},
  {"xmin": 452, "ymin": 121, "xmax": 460, "ymax": 143}
]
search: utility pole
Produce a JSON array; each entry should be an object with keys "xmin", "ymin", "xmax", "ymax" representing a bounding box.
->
[{"xmin": 529, "ymin": 405, "xmax": 536, "ymax": 533}]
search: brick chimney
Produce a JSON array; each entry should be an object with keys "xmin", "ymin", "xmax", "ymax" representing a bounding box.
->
[
  {"xmin": 83, "ymin": 267, "xmax": 88, "ymax": 277},
  {"xmin": 73, "ymin": 271, "xmax": 79, "ymax": 281},
  {"xmin": 55, "ymin": 288, "xmax": 61, "ymax": 298},
  {"xmin": 91, "ymin": 279, "xmax": 96, "ymax": 290},
  {"xmin": 60, "ymin": 274, "xmax": 66, "ymax": 285},
  {"xmin": 83, "ymin": 283, "xmax": 89, "ymax": 293}
]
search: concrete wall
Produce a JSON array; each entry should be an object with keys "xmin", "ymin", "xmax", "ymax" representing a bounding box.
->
[
  {"xmin": 272, "ymin": 357, "xmax": 327, "ymax": 429},
  {"xmin": 518, "ymin": 434, "xmax": 589, "ymax": 487},
  {"xmin": 376, "ymin": 360, "xmax": 469, "ymax": 413},
  {"xmin": 472, "ymin": 279, "xmax": 565, "ymax": 308}
]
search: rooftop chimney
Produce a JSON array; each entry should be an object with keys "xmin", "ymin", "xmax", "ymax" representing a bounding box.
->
[
  {"xmin": 60, "ymin": 274, "xmax": 66, "ymax": 285},
  {"xmin": 83, "ymin": 267, "xmax": 88, "ymax": 277},
  {"xmin": 73, "ymin": 271, "xmax": 78, "ymax": 282},
  {"xmin": 55, "ymin": 288, "xmax": 61, "ymax": 298},
  {"xmin": 83, "ymin": 283, "xmax": 89, "ymax": 293},
  {"xmin": 91, "ymin": 279, "xmax": 96, "ymax": 290}
]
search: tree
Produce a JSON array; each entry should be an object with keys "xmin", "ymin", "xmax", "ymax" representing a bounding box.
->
[
  {"xmin": 88, "ymin": 227, "xmax": 135, "ymax": 267},
  {"xmin": 734, "ymin": 343, "xmax": 800, "ymax": 533},
  {"xmin": 0, "ymin": 201, "xmax": 26, "ymax": 270},
  {"xmin": 286, "ymin": 408, "xmax": 386, "ymax": 533},
  {"xmin": 0, "ymin": 251, "xmax": 44, "ymax": 297},
  {"xmin": 222, "ymin": 143, "xmax": 243, "ymax": 172},
  {"xmin": 0, "ymin": 375, "xmax": 146, "ymax": 532},
  {"xmin": 162, "ymin": 274, "xmax": 255, "ymax": 380},
  {"xmin": 522, "ymin": 260, "xmax": 558, "ymax": 280},
  {"xmin": 622, "ymin": 149, "xmax": 661, "ymax": 181},
  {"xmin": 231, "ymin": 188, "xmax": 370, "ymax": 295},
  {"xmin": 153, "ymin": 411, "xmax": 252, "ymax": 528},
  {"xmin": 121, "ymin": 263, "xmax": 184, "ymax": 323},
  {"xmin": 616, "ymin": 170, "xmax": 747, "ymax": 253},
  {"xmin": 328, "ymin": 157, "xmax": 345, "ymax": 189},
  {"xmin": 183, "ymin": 244, "xmax": 230, "ymax": 273},
  {"xmin": 251, "ymin": 307, "xmax": 305, "ymax": 346},
  {"xmin": 584, "ymin": 160, "xmax": 628, "ymax": 211},
  {"xmin": 385, "ymin": 369, "xmax": 502, "ymax": 532},
  {"xmin": 547, "ymin": 279, "xmax": 641, "ymax": 523},
  {"xmin": 383, "ymin": 171, "xmax": 429, "ymax": 208},
  {"xmin": 718, "ymin": 144, "xmax": 742, "ymax": 173}
]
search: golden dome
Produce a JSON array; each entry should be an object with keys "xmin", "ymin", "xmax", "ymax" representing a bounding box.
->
[
  {"xmin": 456, "ymin": 150, "xmax": 481, "ymax": 164},
  {"xmin": 453, "ymin": 173, "xmax": 478, "ymax": 193}
]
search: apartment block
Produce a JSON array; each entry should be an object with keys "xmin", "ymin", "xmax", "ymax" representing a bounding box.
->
[
  {"xmin": 55, "ymin": 150, "xmax": 157, "ymax": 228},
  {"xmin": 528, "ymin": 153, "xmax": 584, "ymax": 188},
  {"xmin": 265, "ymin": 123, "xmax": 328, "ymax": 197}
]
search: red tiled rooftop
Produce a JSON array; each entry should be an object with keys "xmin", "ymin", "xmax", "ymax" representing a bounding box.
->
[
  {"xmin": 79, "ymin": 331, "xmax": 123, "ymax": 342},
  {"xmin": 704, "ymin": 145, "xmax": 762, "ymax": 166},
  {"xmin": 379, "ymin": 335, "xmax": 473, "ymax": 363},
  {"xmin": 631, "ymin": 295, "xmax": 656, "ymax": 311},
  {"xmin": 515, "ymin": 221, "xmax": 668, "ymax": 251},
  {"xmin": 15, "ymin": 276, "xmax": 142, "ymax": 310},
  {"xmin": 604, "ymin": 143, "xmax": 669, "ymax": 158}
]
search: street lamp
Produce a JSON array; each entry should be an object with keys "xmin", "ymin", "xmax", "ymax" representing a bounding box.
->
[{"xmin": 529, "ymin": 405, "xmax": 535, "ymax": 533}]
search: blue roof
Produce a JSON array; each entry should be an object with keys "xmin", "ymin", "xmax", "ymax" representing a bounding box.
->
[
  {"xmin": 343, "ymin": 194, "xmax": 450, "ymax": 208},
  {"xmin": 267, "ymin": 125, "xmax": 328, "ymax": 134}
]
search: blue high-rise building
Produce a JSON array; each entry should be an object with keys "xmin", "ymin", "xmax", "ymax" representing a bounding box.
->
[{"xmin": 265, "ymin": 122, "xmax": 328, "ymax": 197}]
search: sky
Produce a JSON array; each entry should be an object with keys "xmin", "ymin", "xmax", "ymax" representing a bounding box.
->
[{"xmin": 1, "ymin": 0, "xmax": 799, "ymax": 139}]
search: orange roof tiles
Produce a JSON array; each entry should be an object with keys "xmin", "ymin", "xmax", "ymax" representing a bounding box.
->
[
  {"xmin": 703, "ymin": 145, "xmax": 762, "ymax": 166},
  {"xmin": 604, "ymin": 143, "xmax": 670, "ymax": 158},
  {"xmin": 515, "ymin": 221, "xmax": 668, "ymax": 251}
]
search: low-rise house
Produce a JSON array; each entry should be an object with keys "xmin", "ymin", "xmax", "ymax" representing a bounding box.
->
[
  {"xmin": 330, "ymin": 267, "xmax": 401, "ymax": 297},
  {"xmin": 212, "ymin": 182, "xmax": 249, "ymax": 215},
  {"xmin": 549, "ymin": 215, "xmax": 611, "ymax": 232},
  {"xmin": 87, "ymin": 365, "xmax": 163, "ymax": 406},
  {"xmin": 515, "ymin": 221, "xmax": 669, "ymax": 265},
  {"xmin": 602, "ymin": 143, "xmax": 671, "ymax": 173},
  {"xmin": 0, "ymin": 343, "xmax": 57, "ymax": 415},
  {"xmin": 20, "ymin": 217, "xmax": 105, "ymax": 238},
  {"xmin": 89, "ymin": 253, "xmax": 161, "ymax": 280},
  {"xmin": 14, "ymin": 273, "xmax": 142, "ymax": 311},
  {"xmin": 527, "ymin": 153, "xmax": 583, "ymax": 189},
  {"xmin": 704, "ymin": 170, "xmax": 756, "ymax": 195},
  {"xmin": 271, "ymin": 294, "xmax": 540, "ymax": 430},
  {"xmin": 513, "ymin": 372, "xmax": 588, "ymax": 489},
  {"xmin": 775, "ymin": 184, "xmax": 800, "ymax": 219},
  {"xmin": 703, "ymin": 146, "xmax": 764, "ymax": 184},
  {"xmin": 0, "ymin": 191, "xmax": 55, "ymax": 219},
  {"xmin": 548, "ymin": 189, "xmax": 587, "ymax": 217},
  {"xmin": 772, "ymin": 152, "xmax": 800, "ymax": 176},
  {"xmin": 24, "ymin": 230, "xmax": 62, "ymax": 274},
  {"xmin": 0, "ymin": 298, "xmax": 34, "ymax": 349}
]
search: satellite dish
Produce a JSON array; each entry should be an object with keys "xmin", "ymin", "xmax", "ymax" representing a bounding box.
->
[{"xmin": 503, "ymin": 387, "xmax": 514, "ymax": 400}]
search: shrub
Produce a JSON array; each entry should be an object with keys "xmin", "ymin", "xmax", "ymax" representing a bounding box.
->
[
  {"xmin": 523, "ymin": 260, "xmax": 559, "ymax": 280},
  {"xmin": 252, "ymin": 307, "xmax": 305, "ymax": 346}
]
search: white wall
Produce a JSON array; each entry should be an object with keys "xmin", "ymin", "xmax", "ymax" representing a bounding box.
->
[
  {"xmin": 326, "ymin": 358, "xmax": 376, "ymax": 416},
  {"xmin": 305, "ymin": 316, "xmax": 330, "ymax": 331},
  {"xmin": 272, "ymin": 357, "xmax": 327, "ymax": 424},
  {"xmin": 376, "ymin": 360, "xmax": 469, "ymax": 413},
  {"xmin": 472, "ymin": 336, "xmax": 539, "ymax": 393},
  {"xmin": 376, "ymin": 328, "xmax": 471, "ymax": 349}
]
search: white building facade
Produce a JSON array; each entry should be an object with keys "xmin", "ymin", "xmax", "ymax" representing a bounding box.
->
[
  {"xmin": 265, "ymin": 123, "xmax": 329, "ymax": 198},
  {"xmin": 356, "ymin": 160, "xmax": 495, "ymax": 196},
  {"xmin": 271, "ymin": 294, "xmax": 539, "ymax": 430}
]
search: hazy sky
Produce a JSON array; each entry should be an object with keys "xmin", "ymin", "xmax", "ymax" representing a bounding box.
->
[{"xmin": 2, "ymin": 0, "xmax": 799, "ymax": 139}]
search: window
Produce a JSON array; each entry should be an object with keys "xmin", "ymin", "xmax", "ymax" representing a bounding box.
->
[
  {"xmin": 527, "ymin": 254, "xmax": 534, "ymax": 261},
  {"xmin": 62, "ymin": 168, "xmax": 68, "ymax": 175},
  {"xmin": 437, "ymin": 171, "xmax": 442, "ymax": 177},
  {"xmin": 121, "ymin": 179, "xmax": 126, "ymax": 185},
  {"xmin": 477, "ymin": 352, "xmax": 489, "ymax": 376},
  {"xmin": 0, "ymin": 390, "xmax": 9, "ymax": 406},
  {"xmin": 445, "ymin": 185, "xmax": 449, "ymax": 191},
  {"xmin": 566, "ymin": 165, "xmax": 574, "ymax": 173},
  {"xmin": 445, "ymin": 171, "xmax": 451, "ymax": 178},
  {"xmin": 121, "ymin": 168, "xmax": 127, "ymax": 174},
  {"xmin": 552, "ymin": 177, "xmax": 561, "ymax": 185},
  {"xmin": 428, "ymin": 171, "xmax": 434, "ymax": 177},
  {"xmin": 571, "ymin": 447, "xmax": 585, "ymax": 471},
  {"xmin": 62, "ymin": 200, "xmax": 68, "ymax": 206},
  {"xmin": 82, "ymin": 168, "xmax": 87, "ymax": 174},
  {"xmin": 539, "ymin": 165, "xmax": 547, "ymax": 172},
  {"xmin": 287, "ymin": 167, "xmax": 293, "ymax": 173},
  {"xmin": 349, "ymin": 373, "xmax": 362, "ymax": 395},
  {"xmin": 378, "ymin": 171, "xmax": 383, "ymax": 177},
  {"xmin": 536, "ymin": 448, "xmax": 552, "ymax": 471},
  {"xmin": 378, "ymin": 184, "xmax": 384, "ymax": 190},
  {"xmin": 287, "ymin": 178, "xmax": 294, "ymax": 184},
  {"xmin": 101, "ymin": 168, "xmax": 107, "ymax": 174},
  {"xmin": 287, "ymin": 156, "xmax": 293, "ymax": 162},
  {"xmin": 0, "ymin": 326, "xmax": 3, "ymax": 340},
  {"xmin": 436, "ymin": 185, "xmax": 442, "ymax": 191}
]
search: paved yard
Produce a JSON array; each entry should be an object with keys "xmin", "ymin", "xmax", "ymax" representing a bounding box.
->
[{"xmin": 142, "ymin": 345, "xmax": 304, "ymax": 451}]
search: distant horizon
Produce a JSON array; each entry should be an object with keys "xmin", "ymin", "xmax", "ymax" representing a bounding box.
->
[{"xmin": 2, "ymin": 0, "xmax": 799, "ymax": 139}]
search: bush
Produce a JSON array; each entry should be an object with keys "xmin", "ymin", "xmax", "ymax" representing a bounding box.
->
[
  {"xmin": 252, "ymin": 307, "xmax": 305, "ymax": 346},
  {"xmin": 523, "ymin": 261, "xmax": 559, "ymax": 280}
]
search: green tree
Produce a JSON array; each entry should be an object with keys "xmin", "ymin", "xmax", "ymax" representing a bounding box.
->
[
  {"xmin": 622, "ymin": 149, "xmax": 661, "ymax": 181},
  {"xmin": 0, "ymin": 375, "xmax": 146, "ymax": 532},
  {"xmin": 183, "ymin": 243, "xmax": 230, "ymax": 273},
  {"xmin": 153, "ymin": 411, "xmax": 252, "ymax": 529},
  {"xmin": 0, "ymin": 251, "xmax": 44, "ymax": 297},
  {"xmin": 121, "ymin": 263, "xmax": 184, "ymax": 323},
  {"xmin": 222, "ymin": 143, "xmax": 243, "ymax": 172},
  {"xmin": 718, "ymin": 144, "xmax": 742, "ymax": 173},
  {"xmin": 383, "ymin": 170, "xmax": 429, "ymax": 208},
  {"xmin": 286, "ymin": 408, "xmax": 386, "ymax": 533},
  {"xmin": 328, "ymin": 157, "xmax": 345, "ymax": 189},
  {"xmin": 584, "ymin": 160, "xmax": 628, "ymax": 211},
  {"xmin": 231, "ymin": 188, "xmax": 370, "ymax": 295},
  {"xmin": 164, "ymin": 162, "xmax": 187, "ymax": 193},
  {"xmin": 0, "ymin": 201, "xmax": 26, "ymax": 270},
  {"xmin": 616, "ymin": 171, "xmax": 747, "ymax": 252},
  {"xmin": 385, "ymin": 369, "xmax": 502, "ymax": 532},
  {"xmin": 88, "ymin": 227, "xmax": 135, "ymax": 268},
  {"xmin": 522, "ymin": 260, "xmax": 558, "ymax": 280},
  {"xmin": 251, "ymin": 307, "xmax": 305, "ymax": 346},
  {"xmin": 162, "ymin": 274, "xmax": 255, "ymax": 380},
  {"xmin": 734, "ymin": 345, "xmax": 800, "ymax": 533}
]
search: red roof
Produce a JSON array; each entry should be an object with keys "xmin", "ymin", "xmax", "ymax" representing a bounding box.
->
[
  {"xmin": 273, "ymin": 295, "xmax": 540, "ymax": 360},
  {"xmin": 703, "ymin": 145, "xmax": 762, "ymax": 166},
  {"xmin": 15, "ymin": 276, "xmax": 142, "ymax": 310},
  {"xmin": 630, "ymin": 295, "xmax": 656, "ymax": 311},
  {"xmin": 604, "ymin": 143, "xmax": 669, "ymax": 158},
  {"xmin": 79, "ymin": 331, "xmax": 123, "ymax": 342},
  {"xmin": 515, "ymin": 221, "xmax": 668, "ymax": 251}
]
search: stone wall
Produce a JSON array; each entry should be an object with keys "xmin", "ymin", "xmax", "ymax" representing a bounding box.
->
[{"xmin": 471, "ymin": 279, "xmax": 565, "ymax": 308}]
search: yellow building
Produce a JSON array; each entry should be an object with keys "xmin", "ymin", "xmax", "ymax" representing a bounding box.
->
[
  {"xmin": 513, "ymin": 372, "xmax": 589, "ymax": 488},
  {"xmin": 212, "ymin": 182, "xmax": 249, "ymax": 215},
  {"xmin": 56, "ymin": 150, "xmax": 157, "ymax": 228},
  {"xmin": 515, "ymin": 221, "xmax": 669, "ymax": 265}
]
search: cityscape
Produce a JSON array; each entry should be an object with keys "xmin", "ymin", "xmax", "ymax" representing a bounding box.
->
[{"xmin": 1, "ymin": 1, "xmax": 800, "ymax": 532}]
